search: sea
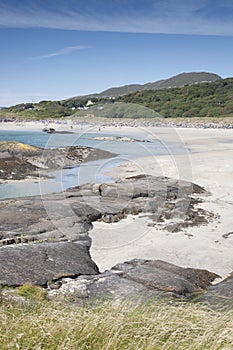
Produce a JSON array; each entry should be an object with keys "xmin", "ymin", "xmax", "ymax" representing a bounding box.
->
[{"xmin": 0, "ymin": 129, "xmax": 186, "ymax": 200}]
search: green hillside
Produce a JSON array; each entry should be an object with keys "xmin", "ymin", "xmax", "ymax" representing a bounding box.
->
[
  {"xmin": 75, "ymin": 102, "xmax": 163, "ymax": 119},
  {"xmin": 116, "ymin": 77, "xmax": 233, "ymax": 119},
  {"xmin": 74, "ymin": 77, "xmax": 233, "ymax": 119},
  {"xmin": 1, "ymin": 75, "xmax": 233, "ymax": 121}
]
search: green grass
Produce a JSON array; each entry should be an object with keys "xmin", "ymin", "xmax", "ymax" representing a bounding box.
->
[
  {"xmin": 17, "ymin": 284, "xmax": 48, "ymax": 302},
  {"xmin": 0, "ymin": 293, "xmax": 232, "ymax": 350}
]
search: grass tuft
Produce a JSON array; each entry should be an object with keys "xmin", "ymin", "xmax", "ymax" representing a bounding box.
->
[{"xmin": 17, "ymin": 284, "xmax": 48, "ymax": 302}]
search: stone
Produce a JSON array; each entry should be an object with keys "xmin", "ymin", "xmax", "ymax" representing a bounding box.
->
[
  {"xmin": 0, "ymin": 242, "xmax": 99, "ymax": 287},
  {"xmin": 48, "ymin": 259, "xmax": 219, "ymax": 304},
  {"xmin": 0, "ymin": 141, "xmax": 116, "ymax": 180},
  {"xmin": 0, "ymin": 175, "xmax": 214, "ymax": 287},
  {"xmin": 197, "ymin": 274, "xmax": 233, "ymax": 309}
]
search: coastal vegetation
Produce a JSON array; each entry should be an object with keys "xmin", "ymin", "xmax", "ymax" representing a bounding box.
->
[
  {"xmin": 2, "ymin": 73, "xmax": 233, "ymax": 122},
  {"xmin": 0, "ymin": 291, "xmax": 232, "ymax": 349},
  {"xmin": 117, "ymin": 78, "xmax": 233, "ymax": 119}
]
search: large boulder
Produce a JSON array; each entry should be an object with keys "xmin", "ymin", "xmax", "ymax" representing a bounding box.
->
[
  {"xmin": 0, "ymin": 242, "xmax": 99, "ymax": 287},
  {"xmin": 197, "ymin": 274, "xmax": 233, "ymax": 309},
  {"xmin": 48, "ymin": 259, "xmax": 219, "ymax": 303}
]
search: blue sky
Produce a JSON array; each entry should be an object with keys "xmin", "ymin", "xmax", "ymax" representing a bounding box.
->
[{"xmin": 1, "ymin": 0, "xmax": 233, "ymax": 106}]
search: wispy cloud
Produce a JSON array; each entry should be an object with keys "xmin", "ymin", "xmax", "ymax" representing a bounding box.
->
[
  {"xmin": 0, "ymin": 0, "xmax": 233, "ymax": 36},
  {"xmin": 30, "ymin": 45, "xmax": 91, "ymax": 60}
]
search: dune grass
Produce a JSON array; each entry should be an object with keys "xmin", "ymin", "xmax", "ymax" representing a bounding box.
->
[{"xmin": 0, "ymin": 292, "xmax": 232, "ymax": 350}]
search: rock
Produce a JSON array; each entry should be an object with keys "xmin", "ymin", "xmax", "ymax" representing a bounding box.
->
[
  {"xmin": 49, "ymin": 272, "xmax": 160, "ymax": 304},
  {"xmin": 197, "ymin": 274, "xmax": 233, "ymax": 309},
  {"xmin": 0, "ymin": 157, "xmax": 38, "ymax": 180},
  {"xmin": 222, "ymin": 232, "xmax": 233, "ymax": 239},
  {"xmin": 0, "ymin": 175, "xmax": 214, "ymax": 287},
  {"xmin": 111, "ymin": 259, "xmax": 218, "ymax": 293},
  {"xmin": 0, "ymin": 242, "xmax": 99, "ymax": 287},
  {"xmin": 0, "ymin": 141, "xmax": 42, "ymax": 157},
  {"xmin": 48, "ymin": 259, "xmax": 219, "ymax": 304},
  {"xmin": 90, "ymin": 136, "xmax": 151, "ymax": 143},
  {"xmin": 42, "ymin": 128, "xmax": 74, "ymax": 134},
  {"xmin": 0, "ymin": 141, "xmax": 116, "ymax": 180},
  {"xmin": 42, "ymin": 127, "xmax": 55, "ymax": 133}
]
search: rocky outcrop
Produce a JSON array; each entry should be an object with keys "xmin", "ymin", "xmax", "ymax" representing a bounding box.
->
[
  {"xmin": 0, "ymin": 175, "xmax": 214, "ymax": 288},
  {"xmin": 0, "ymin": 141, "xmax": 115, "ymax": 180},
  {"xmin": 0, "ymin": 171, "xmax": 232, "ymax": 308},
  {"xmin": 197, "ymin": 274, "xmax": 233, "ymax": 309},
  {"xmin": 48, "ymin": 259, "xmax": 219, "ymax": 304},
  {"xmin": 0, "ymin": 242, "xmax": 99, "ymax": 287},
  {"xmin": 90, "ymin": 136, "xmax": 150, "ymax": 143},
  {"xmin": 0, "ymin": 157, "xmax": 39, "ymax": 180}
]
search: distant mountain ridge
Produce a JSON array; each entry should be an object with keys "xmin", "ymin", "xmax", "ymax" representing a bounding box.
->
[{"xmin": 88, "ymin": 72, "xmax": 221, "ymax": 98}]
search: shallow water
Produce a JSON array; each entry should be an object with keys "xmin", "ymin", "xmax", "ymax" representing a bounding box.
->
[{"xmin": 0, "ymin": 130, "xmax": 186, "ymax": 199}]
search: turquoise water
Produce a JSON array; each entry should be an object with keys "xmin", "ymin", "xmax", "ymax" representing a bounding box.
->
[{"xmin": 0, "ymin": 130, "xmax": 185, "ymax": 199}]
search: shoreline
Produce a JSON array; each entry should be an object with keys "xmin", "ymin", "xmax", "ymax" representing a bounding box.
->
[
  {"xmin": 1, "ymin": 118, "xmax": 233, "ymax": 133},
  {"xmin": 90, "ymin": 127, "xmax": 233, "ymax": 278},
  {"xmin": 1, "ymin": 122, "xmax": 233, "ymax": 278}
]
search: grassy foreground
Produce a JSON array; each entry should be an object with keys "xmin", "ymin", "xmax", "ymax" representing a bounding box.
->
[{"xmin": 0, "ymin": 294, "xmax": 233, "ymax": 350}]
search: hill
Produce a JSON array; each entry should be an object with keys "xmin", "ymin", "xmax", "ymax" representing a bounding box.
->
[
  {"xmin": 89, "ymin": 72, "xmax": 221, "ymax": 98},
  {"xmin": 115, "ymin": 77, "xmax": 233, "ymax": 119},
  {"xmin": 1, "ymin": 72, "xmax": 232, "ymax": 121},
  {"xmin": 74, "ymin": 77, "xmax": 233, "ymax": 119}
]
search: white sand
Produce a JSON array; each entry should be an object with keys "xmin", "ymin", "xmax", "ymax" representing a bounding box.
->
[
  {"xmin": 1, "ymin": 121, "xmax": 233, "ymax": 277},
  {"xmin": 0, "ymin": 120, "xmax": 145, "ymax": 134},
  {"xmin": 90, "ymin": 127, "xmax": 233, "ymax": 278},
  {"xmin": 0, "ymin": 120, "xmax": 96, "ymax": 133}
]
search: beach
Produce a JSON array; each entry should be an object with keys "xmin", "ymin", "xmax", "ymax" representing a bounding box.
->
[
  {"xmin": 90, "ymin": 126, "xmax": 233, "ymax": 279},
  {"xmin": 1, "ymin": 121, "xmax": 233, "ymax": 279}
]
